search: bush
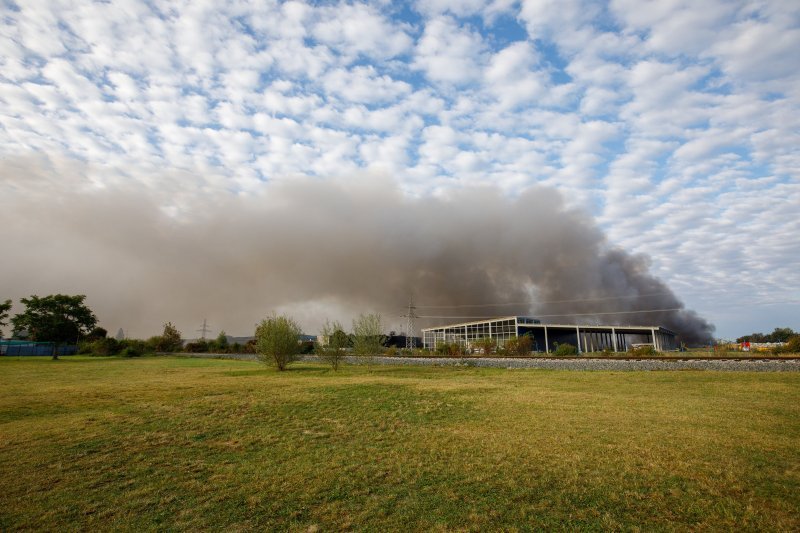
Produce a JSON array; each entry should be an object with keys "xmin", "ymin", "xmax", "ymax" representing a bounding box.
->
[
  {"xmin": 473, "ymin": 337, "xmax": 496, "ymax": 355},
  {"xmin": 185, "ymin": 340, "xmax": 209, "ymax": 353},
  {"xmin": 501, "ymin": 335, "xmax": 533, "ymax": 356},
  {"xmin": 120, "ymin": 345, "xmax": 142, "ymax": 357},
  {"xmin": 435, "ymin": 342, "xmax": 463, "ymax": 356},
  {"xmin": 629, "ymin": 345, "xmax": 657, "ymax": 356},
  {"xmin": 119, "ymin": 339, "xmax": 146, "ymax": 356},
  {"xmin": 787, "ymin": 336, "xmax": 800, "ymax": 353},
  {"xmin": 255, "ymin": 315, "xmax": 302, "ymax": 371},
  {"xmin": 771, "ymin": 336, "xmax": 800, "ymax": 355},
  {"xmin": 78, "ymin": 337, "xmax": 119, "ymax": 356},
  {"xmin": 554, "ymin": 343, "xmax": 577, "ymax": 356}
]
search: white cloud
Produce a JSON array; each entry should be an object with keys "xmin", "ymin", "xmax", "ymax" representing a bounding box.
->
[
  {"xmin": 312, "ymin": 3, "xmax": 412, "ymax": 60},
  {"xmin": 0, "ymin": 0, "xmax": 798, "ymax": 337},
  {"xmin": 322, "ymin": 66, "xmax": 412, "ymax": 104},
  {"xmin": 413, "ymin": 16, "xmax": 486, "ymax": 85}
]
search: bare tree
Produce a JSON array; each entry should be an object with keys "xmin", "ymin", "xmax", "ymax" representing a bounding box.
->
[
  {"xmin": 317, "ymin": 319, "xmax": 349, "ymax": 370},
  {"xmin": 353, "ymin": 313, "xmax": 383, "ymax": 369}
]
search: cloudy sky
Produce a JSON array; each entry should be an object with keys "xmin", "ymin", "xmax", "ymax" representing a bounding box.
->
[{"xmin": 1, "ymin": 0, "xmax": 798, "ymax": 340}]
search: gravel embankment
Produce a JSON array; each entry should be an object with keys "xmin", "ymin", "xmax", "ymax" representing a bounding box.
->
[{"xmin": 181, "ymin": 353, "xmax": 800, "ymax": 371}]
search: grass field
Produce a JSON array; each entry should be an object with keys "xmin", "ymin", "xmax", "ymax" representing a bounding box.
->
[{"xmin": 1, "ymin": 356, "xmax": 798, "ymax": 531}]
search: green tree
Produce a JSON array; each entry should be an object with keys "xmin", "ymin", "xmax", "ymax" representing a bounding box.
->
[
  {"xmin": 255, "ymin": 315, "xmax": 302, "ymax": 371},
  {"xmin": 769, "ymin": 327, "xmax": 795, "ymax": 343},
  {"xmin": 160, "ymin": 322, "xmax": 183, "ymax": 352},
  {"xmin": 148, "ymin": 322, "xmax": 183, "ymax": 352},
  {"xmin": 0, "ymin": 299, "xmax": 11, "ymax": 337},
  {"xmin": 213, "ymin": 331, "xmax": 229, "ymax": 353},
  {"xmin": 11, "ymin": 294, "xmax": 98, "ymax": 359},
  {"xmin": 87, "ymin": 326, "xmax": 108, "ymax": 340},
  {"xmin": 317, "ymin": 320, "xmax": 348, "ymax": 370}
]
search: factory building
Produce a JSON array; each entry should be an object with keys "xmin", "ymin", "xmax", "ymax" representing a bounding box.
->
[{"xmin": 421, "ymin": 316, "xmax": 676, "ymax": 353}]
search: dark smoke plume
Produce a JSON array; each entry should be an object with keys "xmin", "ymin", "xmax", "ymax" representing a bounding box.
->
[{"xmin": 0, "ymin": 156, "xmax": 714, "ymax": 344}]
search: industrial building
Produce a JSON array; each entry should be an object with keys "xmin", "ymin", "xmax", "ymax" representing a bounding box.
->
[{"xmin": 421, "ymin": 316, "xmax": 676, "ymax": 353}]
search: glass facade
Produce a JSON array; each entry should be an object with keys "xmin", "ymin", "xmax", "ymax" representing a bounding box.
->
[
  {"xmin": 422, "ymin": 317, "xmax": 677, "ymax": 353},
  {"xmin": 422, "ymin": 317, "xmax": 526, "ymax": 350}
]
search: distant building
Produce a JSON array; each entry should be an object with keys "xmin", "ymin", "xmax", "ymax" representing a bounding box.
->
[{"xmin": 422, "ymin": 316, "xmax": 676, "ymax": 353}]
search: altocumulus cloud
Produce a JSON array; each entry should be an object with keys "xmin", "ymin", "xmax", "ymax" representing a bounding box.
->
[{"xmin": 0, "ymin": 0, "xmax": 798, "ymax": 339}]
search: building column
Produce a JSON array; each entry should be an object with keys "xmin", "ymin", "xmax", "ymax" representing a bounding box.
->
[
  {"xmin": 611, "ymin": 328, "xmax": 618, "ymax": 352},
  {"xmin": 576, "ymin": 326, "xmax": 581, "ymax": 354},
  {"xmin": 544, "ymin": 326, "xmax": 549, "ymax": 354}
]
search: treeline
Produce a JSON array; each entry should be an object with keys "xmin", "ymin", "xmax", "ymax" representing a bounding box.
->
[{"xmin": 736, "ymin": 327, "xmax": 796, "ymax": 343}]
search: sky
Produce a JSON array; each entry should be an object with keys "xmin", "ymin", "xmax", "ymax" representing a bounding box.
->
[{"xmin": 1, "ymin": 0, "xmax": 798, "ymax": 341}]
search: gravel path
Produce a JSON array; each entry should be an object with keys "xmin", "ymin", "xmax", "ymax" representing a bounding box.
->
[{"xmin": 181, "ymin": 353, "xmax": 800, "ymax": 371}]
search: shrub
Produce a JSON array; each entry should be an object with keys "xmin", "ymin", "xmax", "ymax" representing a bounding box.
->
[
  {"xmin": 185, "ymin": 340, "xmax": 209, "ymax": 353},
  {"xmin": 120, "ymin": 345, "xmax": 142, "ymax": 358},
  {"xmin": 771, "ymin": 336, "xmax": 800, "ymax": 355},
  {"xmin": 119, "ymin": 339, "xmax": 147, "ymax": 356},
  {"xmin": 255, "ymin": 315, "xmax": 302, "ymax": 371},
  {"xmin": 554, "ymin": 343, "xmax": 577, "ymax": 356},
  {"xmin": 501, "ymin": 335, "xmax": 533, "ymax": 356},
  {"xmin": 629, "ymin": 345, "xmax": 657, "ymax": 356},
  {"xmin": 787, "ymin": 336, "xmax": 800, "ymax": 353},
  {"xmin": 473, "ymin": 337, "xmax": 496, "ymax": 356},
  {"xmin": 435, "ymin": 341, "xmax": 463, "ymax": 356},
  {"xmin": 79, "ymin": 337, "xmax": 119, "ymax": 356}
]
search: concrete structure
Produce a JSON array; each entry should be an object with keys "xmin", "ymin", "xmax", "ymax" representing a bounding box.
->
[{"xmin": 421, "ymin": 316, "xmax": 676, "ymax": 353}]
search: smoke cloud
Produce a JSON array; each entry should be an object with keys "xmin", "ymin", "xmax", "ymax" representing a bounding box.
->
[{"xmin": 0, "ymin": 156, "xmax": 714, "ymax": 344}]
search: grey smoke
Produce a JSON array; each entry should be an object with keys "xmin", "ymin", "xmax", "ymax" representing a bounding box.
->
[{"xmin": 0, "ymin": 156, "xmax": 714, "ymax": 344}]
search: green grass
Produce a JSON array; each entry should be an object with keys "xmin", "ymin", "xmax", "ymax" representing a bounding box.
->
[{"xmin": 1, "ymin": 356, "xmax": 798, "ymax": 531}]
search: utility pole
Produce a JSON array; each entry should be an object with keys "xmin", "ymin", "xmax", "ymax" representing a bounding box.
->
[
  {"xmin": 401, "ymin": 296, "xmax": 418, "ymax": 349},
  {"xmin": 197, "ymin": 318, "xmax": 211, "ymax": 340}
]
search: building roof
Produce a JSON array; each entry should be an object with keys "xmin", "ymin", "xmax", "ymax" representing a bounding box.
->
[{"xmin": 421, "ymin": 316, "xmax": 675, "ymax": 335}]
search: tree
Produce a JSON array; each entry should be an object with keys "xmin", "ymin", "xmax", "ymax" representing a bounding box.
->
[
  {"xmin": 352, "ymin": 313, "xmax": 383, "ymax": 368},
  {"xmin": 212, "ymin": 330, "xmax": 229, "ymax": 353},
  {"xmin": 160, "ymin": 322, "xmax": 183, "ymax": 352},
  {"xmin": 147, "ymin": 322, "xmax": 183, "ymax": 352},
  {"xmin": 11, "ymin": 294, "xmax": 97, "ymax": 359},
  {"xmin": 87, "ymin": 326, "xmax": 108, "ymax": 340},
  {"xmin": 317, "ymin": 320, "xmax": 348, "ymax": 370},
  {"xmin": 0, "ymin": 299, "xmax": 11, "ymax": 338},
  {"xmin": 255, "ymin": 315, "xmax": 302, "ymax": 371}
]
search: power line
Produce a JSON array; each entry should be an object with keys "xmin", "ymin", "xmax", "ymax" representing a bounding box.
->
[{"xmin": 413, "ymin": 292, "xmax": 674, "ymax": 309}]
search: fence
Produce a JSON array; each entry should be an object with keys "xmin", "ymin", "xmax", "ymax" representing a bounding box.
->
[{"xmin": 0, "ymin": 340, "xmax": 78, "ymax": 356}]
